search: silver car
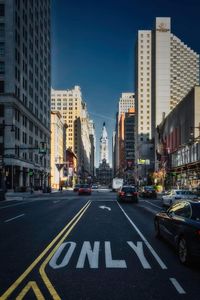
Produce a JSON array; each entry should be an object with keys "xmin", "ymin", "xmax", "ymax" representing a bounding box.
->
[{"xmin": 162, "ymin": 189, "xmax": 197, "ymax": 206}]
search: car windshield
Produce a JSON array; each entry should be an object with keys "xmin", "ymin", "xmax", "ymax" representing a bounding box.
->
[
  {"xmin": 176, "ymin": 190, "xmax": 194, "ymax": 195},
  {"xmin": 145, "ymin": 186, "xmax": 154, "ymax": 191},
  {"xmin": 191, "ymin": 205, "xmax": 200, "ymax": 221},
  {"xmin": 184, "ymin": 191, "xmax": 194, "ymax": 195},
  {"xmin": 122, "ymin": 187, "xmax": 136, "ymax": 192},
  {"xmin": 80, "ymin": 184, "xmax": 90, "ymax": 188}
]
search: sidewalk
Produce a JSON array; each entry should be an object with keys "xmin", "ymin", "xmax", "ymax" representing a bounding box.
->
[
  {"xmin": 5, "ymin": 190, "xmax": 53, "ymax": 201},
  {"xmin": 4, "ymin": 188, "xmax": 73, "ymax": 201}
]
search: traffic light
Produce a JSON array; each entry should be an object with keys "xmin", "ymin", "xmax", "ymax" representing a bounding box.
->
[
  {"xmin": 39, "ymin": 142, "xmax": 47, "ymax": 154},
  {"xmin": 28, "ymin": 170, "xmax": 34, "ymax": 176}
]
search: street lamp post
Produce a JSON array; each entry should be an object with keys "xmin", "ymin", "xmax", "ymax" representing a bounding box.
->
[{"xmin": 55, "ymin": 156, "xmax": 64, "ymax": 191}]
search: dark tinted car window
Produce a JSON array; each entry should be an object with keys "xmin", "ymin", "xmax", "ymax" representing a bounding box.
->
[
  {"xmin": 82, "ymin": 184, "xmax": 90, "ymax": 188},
  {"xmin": 174, "ymin": 202, "xmax": 192, "ymax": 218},
  {"xmin": 144, "ymin": 186, "xmax": 154, "ymax": 191},
  {"xmin": 191, "ymin": 205, "xmax": 200, "ymax": 221},
  {"xmin": 176, "ymin": 191, "xmax": 182, "ymax": 195},
  {"xmin": 168, "ymin": 202, "xmax": 191, "ymax": 218},
  {"xmin": 122, "ymin": 187, "xmax": 136, "ymax": 192}
]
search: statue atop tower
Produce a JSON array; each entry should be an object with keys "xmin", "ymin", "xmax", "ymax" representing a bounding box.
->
[{"xmin": 99, "ymin": 122, "xmax": 109, "ymax": 164}]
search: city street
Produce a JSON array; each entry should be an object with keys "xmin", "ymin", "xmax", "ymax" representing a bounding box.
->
[{"xmin": 0, "ymin": 191, "xmax": 200, "ymax": 299}]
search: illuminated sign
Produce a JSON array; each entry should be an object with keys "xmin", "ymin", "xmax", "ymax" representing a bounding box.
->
[{"xmin": 156, "ymin": 22, "xmax": 169, "ymax": 32}]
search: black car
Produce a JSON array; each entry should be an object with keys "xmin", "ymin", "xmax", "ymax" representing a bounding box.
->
[
  {"xmin": 117, "ymin": 186, "xmax": 138, "ymax": 203},
  {"xmin": 140, "ymin": 186, "xmax": 157, "ymax": 198},
  {"xmin": 154, "ymin": 200, "xmax": 200, "ymax": 264}
]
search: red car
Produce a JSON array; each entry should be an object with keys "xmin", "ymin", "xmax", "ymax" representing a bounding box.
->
[
  {"xmin": 73, "ymin": 184, "xmax": 81, "ymax": 192},
  {"xmin": 78, "ymin": 184, "xmax": 92, "ymax": 195}
]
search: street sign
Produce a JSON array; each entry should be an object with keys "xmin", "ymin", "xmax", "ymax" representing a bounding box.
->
[
  {"xmin": 39, "ymin": 142, "xmax": 47, "ymax": 154},
  {"xmin": 56, "ymin": 164, "xmax": 64, "ymax": 171}
]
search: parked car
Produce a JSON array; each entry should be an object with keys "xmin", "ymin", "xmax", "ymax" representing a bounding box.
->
[
  {"xmin": 162, "ymin": 189, "xmax": 197, "ymax": 206},
  {"xmin": 78, "ymin": 184, "xmax": 92, "ymax": 195},
  {"xmin": 154, "ymin": 200, "xmax": 200, "ymax": 264},
  {"xmin": 117, "ymin": 186, "xmax": 138, "ymax": 203},
  {"xmin": 140, "ymin": 186, "xmax": 157, "ymax": 198},
  {"xmin": 73, "ymin": 184, "xmax": 81, "ymax": 192},
  {"xmin": 192, "ymin": 187, "xmax": 200, "ymax": 199},
  {"xmin": 91, "ymin": 184, "xmax": 99, "ymax": 190}
]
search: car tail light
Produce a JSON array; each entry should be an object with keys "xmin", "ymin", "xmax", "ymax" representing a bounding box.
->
[
  {"xmin": 132, "ymin": 192, "xmax": 138, "ymax": 196},
  {"xmin": 79, "ymin": 188, "xmax": 83, "ymax": 192},
  {"xmin": 196, "ymin": 230, "xmax": 200, "ymax": 236},
  {"xmin": 120, "ymin": 191, "xmax": 125, "ymax": 196}
]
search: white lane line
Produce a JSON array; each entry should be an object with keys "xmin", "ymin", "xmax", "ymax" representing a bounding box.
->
[
  {"xmin": 144, "ymin": 201, "xmax": 163, "ymax": 210},
  {"xmin": 4, "ymin": 214, "xmax": 25, "ymax": 223},
  {"xmin": 117, "ymin": 202, "xmax": 167, "ymax": 269},
  {"xmin": 170, "ymin": 278, "xmax": 186, "ymax": 294}
]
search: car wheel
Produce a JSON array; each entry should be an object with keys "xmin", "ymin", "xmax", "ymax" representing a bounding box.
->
[
  {"xmin": 154, "ymin": 219, "xmax": 161, "ymax": 238},
  {"xmin": 178, "ymin": 237, "xmax": 190, "ymax": 265}
]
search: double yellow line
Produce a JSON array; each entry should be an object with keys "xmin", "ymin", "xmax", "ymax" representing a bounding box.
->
[{"xmin": 0, "ymin": 200, "xmax": 91, "ymax": 300}]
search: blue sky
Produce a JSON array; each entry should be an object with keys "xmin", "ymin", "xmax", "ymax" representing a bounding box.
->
[{"xmin": 51, "ymin": 0, "xmax": 200, "ymax": 166}]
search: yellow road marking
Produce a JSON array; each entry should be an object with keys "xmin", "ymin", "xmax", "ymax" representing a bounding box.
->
[
  {"xmin": 16, "ymin": 281, "xmax": 45, "ymax": 300},
  {"xmin": 0, "ymin": 201, "xmax": 91, "ymax": 300},
  {"xmin": 39, "ymin": 201, "xmax": 91, "ymax": 300}
]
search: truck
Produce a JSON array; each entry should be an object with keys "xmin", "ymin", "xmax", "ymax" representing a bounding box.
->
[{"xmin": 112, "ymin": 178, "xmax": 124, "ymax": 192}]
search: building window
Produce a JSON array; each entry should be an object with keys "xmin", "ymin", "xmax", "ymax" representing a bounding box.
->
[
  {"xmin": 0, "ymin": 23, "xmax": 4, "ymax": 38},
  {"xmin": 15, "ymin": 127, "xmax": 20, "ymax": 140},
  {"xmin": 15, "ymin": 109, "xmax": 20, "ymax": 122},
  {"xmin": 0, "ymin": 4, "xmax": 4, "ymax": 16},
  {"xmin": 0, "ymin": 61, "xmax": 4, "ymax": 74},
  {"xmin": 0, "ymin": 104, "xmax": 4, "ymax": 117},
  {"xmin": 0, "ymin": 42, "xmax": 4, "ymax": 56}
]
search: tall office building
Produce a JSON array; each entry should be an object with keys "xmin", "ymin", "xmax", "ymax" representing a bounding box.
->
[
  {"xmin": 0, "ymin": 1, "xmax": 51, "ymax": 191},
  {"xmin": 51, "ymin": 86, "xmax": 94, "ymax": 175},
  {"xmin": 154, "ymin": 18, "xmax": 199, "ymax": 127},
  {"xmin": 136, "ymin": 17, "xmax": 199, "ymax": 141},
  {"xmin": 50, "ymin": 111, "xmax": 67, "ymax": 189},
  {"xmin": 135, "ymin": 17, "xmax": 200, "ymax": 179},
  {"xmin": 115, "ymin": 92, "xmax": 135, "ymax": 173},
  {"xmin": 124, "ymin": 108, "xmax": 136, "ymax": 183},
  {"xmin": 118, "ymin": 93, "xmax": 135, "ymax": 117},
  {"xmin": 76, "ymin": 103, "xmax": 92, "ymax": 174},
  {"xmin": 89, "ymin": 120, "xmax": 96, "ymax": 176},
  {"xmin": 51, "ymin": 86, "xmax": 83, "ymax": 155}
]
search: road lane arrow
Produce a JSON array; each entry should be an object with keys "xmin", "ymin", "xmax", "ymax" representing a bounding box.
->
[{"xmin": 99, "ymin": 205, "xmax": 111, "ymax": 211}]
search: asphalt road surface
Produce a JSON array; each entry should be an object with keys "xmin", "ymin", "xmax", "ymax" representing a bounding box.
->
[{"xmin": 0, "ymin": 190, "xmax": 200, "ymax": 300}]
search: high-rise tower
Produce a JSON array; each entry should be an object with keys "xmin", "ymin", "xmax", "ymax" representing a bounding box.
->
[
  {"xmin": 99, "ymin": 122, "xmax": 109, "ymax": 164},
  {"xmin": 0, "ymin": 1, "xmax": 51, "ymax": 191}
]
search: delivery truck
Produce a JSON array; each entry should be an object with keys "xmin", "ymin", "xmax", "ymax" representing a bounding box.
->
[{"xmin": 112, "ymin": 178, "xmax": 123, "ymax": 191}]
